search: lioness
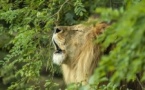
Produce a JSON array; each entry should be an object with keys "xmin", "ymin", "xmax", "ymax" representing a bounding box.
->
[{"xmin": 52, "ymin": 22, "xmax": 108, "ymax": 85}]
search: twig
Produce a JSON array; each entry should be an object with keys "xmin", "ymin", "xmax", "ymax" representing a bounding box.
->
[
  {"xmin": 49, "ymin": 0, "xmax": 69, "ymax": 22},
  {"xmin": 136, "ymin": 75, "xmax": 145, "ymax": 90}
]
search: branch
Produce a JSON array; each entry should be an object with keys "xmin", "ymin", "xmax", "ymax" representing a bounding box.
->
[
  {"xmin": 136, "ymin": 75, "xmax": 145, "ymax": 90},
  {"xmin": 49, "ymin": 0, "xmax": 69, "ymax": 24}
]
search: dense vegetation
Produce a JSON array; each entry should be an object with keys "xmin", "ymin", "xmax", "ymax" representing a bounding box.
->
[{"xmin": 0, "ymin": 0, "xmax": 145, "ymax": 90}]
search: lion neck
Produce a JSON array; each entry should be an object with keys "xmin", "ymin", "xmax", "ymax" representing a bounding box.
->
[{"xmin": 61, "ymin": 41, "xmax": 101, "ymax": 85}]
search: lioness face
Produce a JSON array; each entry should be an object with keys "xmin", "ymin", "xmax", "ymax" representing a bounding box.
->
[{"xmin": 52, "ymin": 24, "xmax": 91, "ymax": 65}]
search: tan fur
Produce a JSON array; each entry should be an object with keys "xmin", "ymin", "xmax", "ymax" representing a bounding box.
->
[{"xmin": 52, "ymin": 23, "xmax": 108, "ymax": 85}]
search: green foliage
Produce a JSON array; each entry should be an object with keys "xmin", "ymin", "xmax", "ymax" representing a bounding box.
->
[
  {"xmin": 74, "ymin": 0, "xmax": 86, "ymax": 16},
  {"xmin": 88, "ymin": 0, "xmax": 145, "ymax": 90},
  {"xmin": 0, "ymin": 0, "xmax": 56, "ymax": 89}
]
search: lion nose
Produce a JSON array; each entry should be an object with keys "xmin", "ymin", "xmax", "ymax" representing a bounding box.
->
[{"xmin": 54, "ymin": 28, "xmax": 61, "ymax": 33}]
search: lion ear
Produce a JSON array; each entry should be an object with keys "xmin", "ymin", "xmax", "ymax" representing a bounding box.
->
[{"xmin": 93, "ymin": 22, "xmax": 109, "ymax": 35}]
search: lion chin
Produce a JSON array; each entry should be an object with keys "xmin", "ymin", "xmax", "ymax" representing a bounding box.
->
[{"xmin": 53, "ymin": 52, "xmax": 66, "ymax": 65}]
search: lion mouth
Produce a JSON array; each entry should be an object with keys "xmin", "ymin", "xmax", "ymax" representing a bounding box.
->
[
  {"xmin": 53, "ymin": 39, "xmax": 63, "ymax": 54},
  {"xmin": 52, "ymin": 39, "xmax": 66, "ymax": 65}
]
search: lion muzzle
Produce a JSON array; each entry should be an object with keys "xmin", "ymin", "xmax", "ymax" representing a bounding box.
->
[{"xmin": 52, "ymin": 29, "xmax": 66, "ymax": 65}]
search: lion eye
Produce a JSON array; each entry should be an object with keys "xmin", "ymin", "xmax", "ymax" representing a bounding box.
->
[{"xmin": 75, "ymin": 30, "xmax": 83, "ymax": 32}]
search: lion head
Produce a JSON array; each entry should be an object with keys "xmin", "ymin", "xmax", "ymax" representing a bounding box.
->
[
  {"xmin": 52, "ymin": 24, "xmax": 92, "ymax": 65},
  {"xmin": 52, "ymin": 22, "xmax": 108, "ymax": 84}
]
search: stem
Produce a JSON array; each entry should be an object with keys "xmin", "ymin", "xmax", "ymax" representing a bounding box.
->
[
  {"xmin": 49, "ymin": 0, "xmax": 69, "ymax": 24},
  {"xmin": 136, "ymin": 75, "xmax": 145, "ymax": 90}
]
